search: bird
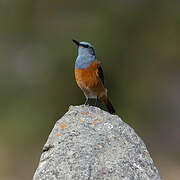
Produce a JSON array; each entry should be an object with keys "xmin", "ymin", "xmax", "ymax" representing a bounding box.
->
[{"xmin": 72, "ymin": 39, "xmax": 115, "ymax": 114}]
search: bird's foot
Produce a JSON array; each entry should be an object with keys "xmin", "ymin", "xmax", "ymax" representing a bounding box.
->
[
  {"xmin": 84, "ymin": 97, "xmax": 89, "ymax": 105},
  {"xmin": 94, "ymin": 97, "xmax": 99, "ymax": 106}
]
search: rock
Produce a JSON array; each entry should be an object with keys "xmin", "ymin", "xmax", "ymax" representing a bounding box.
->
[{"xmin": 33, "ymin": 105, "xmax": 161, "ymax": 180}]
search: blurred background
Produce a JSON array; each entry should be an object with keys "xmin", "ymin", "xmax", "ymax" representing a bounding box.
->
[{"xmin": 0, "ymin": 0, "xmax": 178, "ymax": 179}]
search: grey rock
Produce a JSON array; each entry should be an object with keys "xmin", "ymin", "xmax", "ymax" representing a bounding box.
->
[{"xmin": 33, "ymin": 105, "xmax": 161, "ymax": 180}]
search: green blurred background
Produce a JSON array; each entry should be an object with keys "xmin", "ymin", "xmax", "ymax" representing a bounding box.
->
[{"xmin": 0, "ymin": 0, "xmax": 178, "ymax": 179}]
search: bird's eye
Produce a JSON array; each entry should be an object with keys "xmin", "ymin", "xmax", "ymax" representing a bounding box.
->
[{"xmin": 83, "ymin": 44, "xmax": 89, "ymax": 48}]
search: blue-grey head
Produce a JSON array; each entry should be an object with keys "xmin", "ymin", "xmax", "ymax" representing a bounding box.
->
[
  {"xmin": 73, "ymin": 39, "xmax": 97, "ymax": 69},
  {"xmin": 72, "ymin": 39, "xmax": 96, "ymax": 56}
]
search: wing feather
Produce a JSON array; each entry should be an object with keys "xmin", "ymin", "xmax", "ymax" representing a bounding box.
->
[{"xmin": 97, "ymin": 64, "xmax": 105, "ymax": 87}]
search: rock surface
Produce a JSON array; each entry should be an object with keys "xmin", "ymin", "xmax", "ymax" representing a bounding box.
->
[{"xmin": 33, "ymin": 105, "xmax": 161, "ymax": 180}]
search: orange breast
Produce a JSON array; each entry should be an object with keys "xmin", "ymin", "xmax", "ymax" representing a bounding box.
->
[{"xmin": 75, "ymin": 61, "xmax": 106, "ymax": 97}]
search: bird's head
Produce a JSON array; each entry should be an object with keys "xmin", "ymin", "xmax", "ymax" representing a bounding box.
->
[{"xmin": 72, "ymin": 40, "xmax": 96, "ymax": 56}]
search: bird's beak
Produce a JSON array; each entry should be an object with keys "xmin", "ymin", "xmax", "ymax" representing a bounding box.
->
[{"xmin": 72, "ymin": 39, "xmax": 80, "ymax": 46}]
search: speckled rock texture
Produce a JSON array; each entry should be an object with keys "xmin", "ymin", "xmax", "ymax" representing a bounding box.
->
[{"xmin": 33, "ymin": 105, "xmax": 161, "ymax": 180}]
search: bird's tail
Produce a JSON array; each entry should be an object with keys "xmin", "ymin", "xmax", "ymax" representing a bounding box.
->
[{"xmin": 100, "ymin": 95, "xmax": 115, "ymax": 114}]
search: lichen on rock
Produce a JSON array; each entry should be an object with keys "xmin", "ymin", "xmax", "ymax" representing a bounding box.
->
[{"xmin": 33, "ymin": 105, "xmax": 161, "ymax": 180}]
